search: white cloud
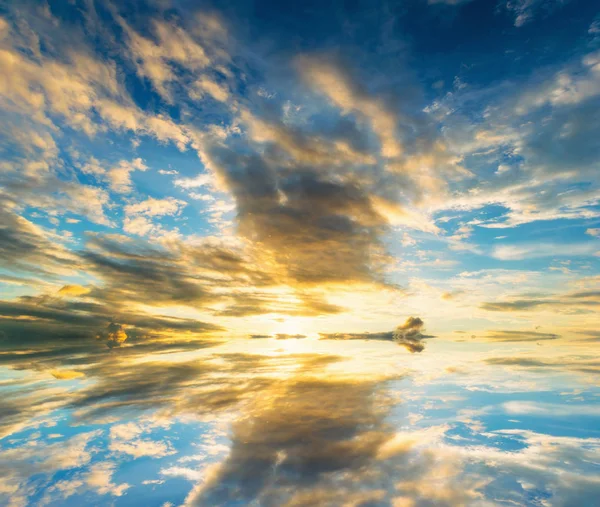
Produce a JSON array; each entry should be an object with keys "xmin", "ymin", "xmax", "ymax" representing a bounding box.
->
[
  {"xmin": 586, "ymin": 228, "xmax": 600, "ymax": 237},
  {"xmin": 109, "ymin": 422, "xmax": 175, "ymax": 459},
  {"xmin": 193, "ymin": 76, "xmax": 229, "ymax": 103},
  {"xmin": 491, "ymin": 242, "xmax": 599, "ymax": 260},
  {"xmin": 503, "ymin": 401, "xmax": 600, "ymax": 417},
  {"xmin": 124, "ymin": 197, "xmax": 187, "ymax": 217},
  {"xmin": 106, "ymin": 158, "xmax": 148, "ymax": 194},
  {"xmin": 174, "ymin": 173, "xmax": 212, "ymax": 189}
]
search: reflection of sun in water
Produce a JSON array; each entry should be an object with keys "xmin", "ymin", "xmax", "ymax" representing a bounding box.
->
[
  {"xmin": 272, "ymin": 318, "xmax": 305, "ymax": 336},
  {"xmin": 271, "ymin": 318, "xmax": 312, "ymax": 353}
]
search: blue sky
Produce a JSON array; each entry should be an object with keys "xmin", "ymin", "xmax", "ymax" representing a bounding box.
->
[{"xmin": 1, "ymin": 0, "xmax": 600, "ymax": 505}]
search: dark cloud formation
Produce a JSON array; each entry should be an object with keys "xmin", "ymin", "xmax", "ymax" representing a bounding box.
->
[
  {"xmin": 79, "ymin": 234, "xmax": 347, "ymax": 318},
  {"xmin": 0, "ymin": 227, "xmax": 346, "ymax": 364},
  {"xmin": 187, "ymin": 375, "xmax": 397, "ymax": 506},
  {"xmin": 209, "ymin": 148, "xmax": 391, "ymax": 286},
  {"xmin": 393, "ymin": 317, "xmax": 429, "ymax": 353},
  {"xmin": 319, "ymin": 317, "xmax": 433, "ymax": 353},
  {"xmin": 0, "ymin": 296, "xmax": 222, "ymax": 350},
  {"xmin": 96, "ymin": 322, "xmax": 128, "ymax": 348},
  {"xmin": 0, "ymin": 349, "xmax": 344, "ymax": 440},
  {"xmin": 0, "ymin": 205, "xmax": 77, "ymax": 276}
]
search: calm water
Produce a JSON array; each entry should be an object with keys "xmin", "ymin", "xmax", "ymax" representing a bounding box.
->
[{"xmin": 2, "ymin": 336, "xmax": 599, "ymax": 506}]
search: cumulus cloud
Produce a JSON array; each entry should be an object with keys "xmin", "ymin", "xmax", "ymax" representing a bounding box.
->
[
  {"xmin": 122, "ymin": 196, "xmax": 187, "ymax": 237},
  {"xmin": 109, "ymin": 422, "xmax": 175, "ymax": 459},
  {"xmin": 46, "ymin": 461, "xmax": 130, "ymax": 502},
  {"xmin": 124, "ymin": 197, "xmax": 187, "ymax": 217},
  {"xmin": 81, "ymin": 157, "xmax": 149, "ymax": 194},
  {"xmin": 586, "ymin": 228, "xmax": 600, "ymax": 237}
]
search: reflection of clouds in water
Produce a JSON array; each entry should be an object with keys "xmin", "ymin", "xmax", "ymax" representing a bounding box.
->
[
  {"xmin": 1, "ymin": 340, "xmax": 600, "ymax": 506},
  {"xmin": 319, "ymin": 316, "xmax": 433, "ymax": 353}
]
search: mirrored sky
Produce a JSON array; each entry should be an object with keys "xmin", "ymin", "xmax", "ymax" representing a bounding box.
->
[{"xmin": 1, "ymin": 0, "xmax": 600, "ymax": 505}]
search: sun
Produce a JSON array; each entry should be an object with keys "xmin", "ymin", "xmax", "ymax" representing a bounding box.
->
[{"xmin": 269, "ymin": 318, "xmax": 314, "ymax": 353}]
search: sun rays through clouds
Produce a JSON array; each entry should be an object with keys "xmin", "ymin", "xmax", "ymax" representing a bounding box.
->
[{"xmin": 1, "ymin": 0, "xmax": 600, "ymax": 505}]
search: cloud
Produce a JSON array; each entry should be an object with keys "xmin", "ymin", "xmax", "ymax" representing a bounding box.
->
[
  {"xmin": 184, "ymin": 375, "xmax": 396, "ymax": 506},
  {"xmin": 82, "ymin": 157, "xmax": 149, "ymax": 194},
  {"xmin": 109, "ymin": 422, "xmax": 175, "ymax": 459},
  {"xmin": 393, "ymin": 317, "xmax": 431, "ymax": 353},
  {"xmin": 491, "ymin": 242, "xmax": 599, "ymax": 260},
  {"xmin": 0, "ymin": 430, "xmax": 104, "ymax": 504},
  {"xmin": 210, "ymin": 148, "xmax": 391, "ymax": 285},
  {"xmin": 106, "ymin": 158, "xmax": 149, "ymax": 194},
  {"xmin": 50, "ymin": 369, "xmax": 85, "ymax": 380},
  {"xmin": 58, "ymin": 285, "xmax": 91, "ymax": 297},
  {"xmin": 67, "ymin": 353, "xmax": 343, "ymax": 425},
  {"xmin": 481, "ymin": 290, "xmax": 600, "ymax": 312},
  {"xmin": 503, "ymin": 401, "xmax": 600, "ymax": 417},
  {"xmin": 96, "ymin": 322, "xmax": 128, "ymax": 349},
  {"xmin": 193, "ymin": 76, "xmax": 230, "ymax": 103},
  {"xmin": 124, "ymin": 197, "xmax": 187, "ymax": 217},
  {"xmin": 0, "ymin": 205, "xmax": 79, "ymax": 276},
  {"xmin": 480, "ymin": 330, "xmax": 560, "ymax": 342},
  {"xmin": 319, "ymin": 317, "xmax": 432, "ymax": 353},
  {"xmin": 485, "ymin": 355, "xmax": 600, "ymax": 375},
  {"xmin": 504, "ymin": 0, "xmax": 572, "ymax": 27},
  {"xmin": 46, "ymin": 461, "xmax": 130, "ymax": 502},
  {"xmin": 434, "ymin": 49, "xmax": 600, "ymax": 230},
  {"xmin": 117, "ymin": 16, "xmax": 216, "ymax": 103},
  {"xmin": 297, "ymin": 55, "xmax": 403, "ymax": 159},
  {"xmin": 275, "ymin": 333, "xmax": 307, "ymax": 340},
  {"xmin": 122, "ymin": 197, "xmax": 187, "ymax": 237}
]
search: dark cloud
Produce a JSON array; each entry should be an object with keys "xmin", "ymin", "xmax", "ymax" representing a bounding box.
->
[
  {"xmin": 393, "ymin": 317, "xmax": 430, "ymax": 353},
  {"xmin": 80, "ymin": 234, "xmax": 345, "ymax": 319},
  {"xmin": 214, "ymin": 291, "xmax": 344, "ymax": 318},
  {"xmin": 68, "ymin": 352, "xmax": 344, "ymax": 424},
  {"xmin": 319, "ymin": 330, "xmax": 395, "ymax": 341},
  {"xmin": 81, "ymin": 243, "xmax": 210, "ymax": 308},
  {"xmin": 0, "ymin": 205, "xmax": 77, "ymax": 276},
  {"xmin": 0, "ymin": 293, "xmax": 224, "ymax": 378},
  {"xmin": 319, "ymin": 317, "xmax": 433, "ymax": 353},
  {"xmin": 211, "ymin": 147, "xmax": 390, "ymax": 286},
  {"xmin": 0, "ymin": 350, "xmax": 342, "ymax": 440},
  {"xmin": 187, "ymin": 375, "xmax": 397, "ymax": 506},
  {"xmin": 96, "ymin": 322, "xmax": 128, "ymax": 348}
]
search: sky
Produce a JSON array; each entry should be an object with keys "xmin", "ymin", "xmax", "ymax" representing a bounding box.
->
[{"xmin": 0, "ymin": 0, "xmax": 600, "ymax": 505}]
